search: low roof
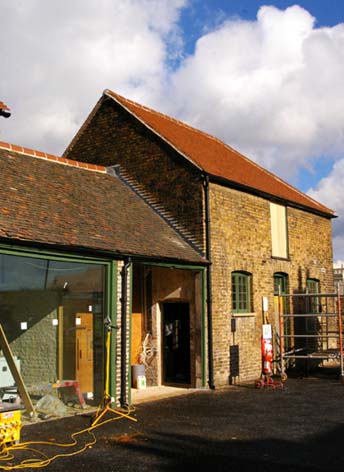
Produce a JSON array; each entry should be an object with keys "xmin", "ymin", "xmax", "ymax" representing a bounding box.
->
[
  {"xmin": 0, "ymin": 142, "xmax": 206, "ymax": 264},
  {"xmin": 104, "ymin": 90, "xmax": 334, "ymax": 218}
]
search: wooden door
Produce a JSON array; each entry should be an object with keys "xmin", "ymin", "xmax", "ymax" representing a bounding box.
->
[{"xmin": 75, "ymin": 313, "xmax": 94, "ymax": 393}]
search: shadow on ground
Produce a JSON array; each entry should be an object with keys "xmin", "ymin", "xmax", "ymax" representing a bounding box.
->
[{"xmin": 9, "ymin": 375, "xmax": 344, "ymax": 471}]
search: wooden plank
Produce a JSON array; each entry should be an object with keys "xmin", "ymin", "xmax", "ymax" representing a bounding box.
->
[
  {"xmin": 75, "ymin": 313, "xmax": 94, "ymax": 393},
  {"xmin": 58, "ymin": 305, "xmax": 64, "ymax": 380},
  {"xmin": 0, "ymin": 324, "xmax": 35, "ymax": 417},
  {"xmin": 131, "ymin": 312, "xmax": 143, "ymax": 365}
]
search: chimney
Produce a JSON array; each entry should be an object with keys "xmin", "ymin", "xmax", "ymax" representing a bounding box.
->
[{"xmin": 0, "ymin": 101, "xmax": 11, "ymax": 118}]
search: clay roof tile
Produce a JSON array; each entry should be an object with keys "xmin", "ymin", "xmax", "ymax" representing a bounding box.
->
[{"xmin": 105, "ymin": 90, "xmax": 334, "ymax": 217}]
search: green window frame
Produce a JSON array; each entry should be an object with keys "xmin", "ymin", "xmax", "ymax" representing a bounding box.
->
[
  {"xmin": 306, "ymin": 278, "xmax": 320, "ymax": 313},
  {"xmin": 307, "ymin": 278, "xmax": 320, "ymax": 294},
  {"xmin": 274, "ymin": 272, "xmax": 289, "ymax": 296},
  {"xmin": 232, "ymin": 271, "xmax": 252, "ymax": 313},
  {"xmin": 274, "ymin": 272, "xmax": 290, "ymax": 350}
]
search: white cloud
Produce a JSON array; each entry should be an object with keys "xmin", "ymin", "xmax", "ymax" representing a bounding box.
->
[
  {"xmin": 159, "ymin": 5, "xmax": 344, "ymax": 180},
  {"xmin": 308, "ymin": 159, "xmax": 344, "ymax": 262},
  {"xmin": 2, "ymin": 2, "xmax": 343, "ymax": 175},
  {"xmin": 1, "ymin": 2, "xmax": 344, "ymax": 260},
  {"xmin": 0, "ymin": 0, "xmax": 187, "ymax": 152}
]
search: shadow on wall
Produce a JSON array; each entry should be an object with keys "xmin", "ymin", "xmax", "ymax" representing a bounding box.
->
[{"xmin": 229, "ymin": 344, "xmax": 239, "ymax": 385}]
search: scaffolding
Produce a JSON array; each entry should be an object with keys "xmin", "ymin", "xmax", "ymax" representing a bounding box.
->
[{"xmin": 275, "ymin": 289, "xmax": 344, "ymax": 381}]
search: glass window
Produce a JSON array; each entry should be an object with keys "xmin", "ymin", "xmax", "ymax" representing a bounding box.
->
[
  {"xmin": 0, "ymin": 252, "xmax": 107, "ymax": 404},
  {"xmin": 307, "ymin": 278, "xmax": 320, "ymax": 313},
  {"xmin": 270, "ymin": 202, "xmax": 288, "ymax": 258},
  {"xmin": 307, "ymin": 278, "xmax": 320, "ymax": 294},
  {"xmin": 232, "ymin": 271, "xmax": 252, "ymax": 313},
  {"xmin": 274, "ymin": 273, "xmax": 290, "ymax": 350},
  {"xmin": 274, "ymin": 272, "xmax": 289, "ymax": 296}
]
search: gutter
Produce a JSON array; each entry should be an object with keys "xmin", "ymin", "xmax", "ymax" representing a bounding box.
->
[
  {"xmin": 203, "ymin": 175, "xmax": 215, "ymax": 390},
  {"xmin": 120, "ymin": 257, "xmax": 132, "ymax": 407}
]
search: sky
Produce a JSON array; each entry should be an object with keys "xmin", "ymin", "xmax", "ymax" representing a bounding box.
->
[{"xmin": 0, "ymin": 0, "xmax": 344, "ymax": 263}]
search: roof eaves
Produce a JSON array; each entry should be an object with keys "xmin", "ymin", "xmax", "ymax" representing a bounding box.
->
[
  {"xmin": 0, "ymin": 237, "xmax": 208, "ymax": 266},
  {"xmin": 208, "ymin": 173, "xmax": 336, "ymax": 219},
  {"xmin": 104, "ymin": 89, "xmax": 204, "ymax": 172}
]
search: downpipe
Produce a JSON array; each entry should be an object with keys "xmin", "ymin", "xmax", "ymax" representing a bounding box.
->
[{"xmin": 203, "ymin": 175, "xmax": 215, "ymax": 390}]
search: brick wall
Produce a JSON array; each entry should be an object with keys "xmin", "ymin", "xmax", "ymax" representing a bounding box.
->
[
  {"xmin": 209, "ymin": 183, "xmax": 334, "ymax": 384},
  {"xmin": 66, "ymin": 100, "xmax": 334, "ymax": 387},
  {"xmin": 0, "ymin": 290, "xmax": 59, "ymax": 386},
  {"xmin": 65, "ymin": 100, "xmax": 205, "ymax": 253}
]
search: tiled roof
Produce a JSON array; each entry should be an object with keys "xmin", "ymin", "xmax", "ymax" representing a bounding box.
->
[
  {"xmin": 104, "ymin": 90, "xmax": 334, "ymax": 217},
  {"xmin": 0, "ymin": 145, "xmax": 206, "ymax": 264},
  {"xmin": 0, "ymin": 141, "xmax": 106, "ymax": 172}
]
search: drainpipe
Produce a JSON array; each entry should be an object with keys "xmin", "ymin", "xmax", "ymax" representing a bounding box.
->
[
  {"xmin": 203, "ymin": 175, "xmax": 215, "ymax": 390},
  {"xmin": 120, "ymin": 258, "xmax": 132, "ymax": 407}
]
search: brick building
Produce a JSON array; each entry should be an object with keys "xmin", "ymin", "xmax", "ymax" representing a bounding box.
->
[
  {"xmin": 0, "ymin": 90, "xmax": 336, "ymax": 411},
  {"xmin": 64, "ymin": 90, "xmax": 335, "ymax": 387},
  {"xmin": 0, "ymin": 142, "xmax": 207, "ymax": 407}
]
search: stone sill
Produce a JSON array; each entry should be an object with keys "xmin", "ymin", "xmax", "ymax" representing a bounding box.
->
[
  {"xmin": 271, "ymin": 256, "xmax": 291, "ymax": 262},
  {"xmin": 232, "ymin": 312, "xmax": 256, "ymax": 318}
]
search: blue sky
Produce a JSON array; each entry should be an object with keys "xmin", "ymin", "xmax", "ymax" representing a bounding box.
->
[
  {"xmin": 178, "ymin": 0, "xmax": 343, "ymax": 192},
  {"xmin": 181, "ymin": 0, "xmax": 343, "ymax": 35},
  {"xmin": 0, "ymin": 0, "xmax": 344, "ymax": 261}
]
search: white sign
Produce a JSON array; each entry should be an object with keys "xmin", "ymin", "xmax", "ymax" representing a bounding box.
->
[{"xmin": 262, "ymin": 324, "xmax": 272, "ymax": 340}]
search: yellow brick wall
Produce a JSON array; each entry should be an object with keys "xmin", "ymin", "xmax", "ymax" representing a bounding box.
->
[{"xmin": 209, "ymin": 183, "xmax": 334, "ymax": 384}]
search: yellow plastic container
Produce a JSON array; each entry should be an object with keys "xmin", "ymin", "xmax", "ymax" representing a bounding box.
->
[{"xmin": 0, "ymin": 409, "xmax": 21, "ymax": 444}]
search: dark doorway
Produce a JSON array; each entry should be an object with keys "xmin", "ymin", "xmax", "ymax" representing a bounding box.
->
[{"xmin": 162, "ymin": 302, "xmax": 191, "ymax": 385}]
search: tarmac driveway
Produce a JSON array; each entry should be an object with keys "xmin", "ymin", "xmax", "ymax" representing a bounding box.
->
[{"xmin": 7, "ymin": 374, "xmax": 344, "ymax": 471}]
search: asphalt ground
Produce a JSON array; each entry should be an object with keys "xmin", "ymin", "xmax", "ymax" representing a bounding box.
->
[{"xmin": 2, "ymin": 371, "xmax": 344, "ymax": 471}]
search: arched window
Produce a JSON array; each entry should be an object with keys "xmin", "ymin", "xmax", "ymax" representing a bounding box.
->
[
  {"xmin": 273, "ymin": 272, "xmax": 289, "ymax": 296},
  {"xmin": 306, "ymin": 278, "xmax": 320, "ymax": 294},
  {"xmin": 231, "ymin": 271, "xmax": 252, "ymax": 313}
]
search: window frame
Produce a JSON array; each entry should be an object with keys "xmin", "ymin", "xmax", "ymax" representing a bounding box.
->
[
  {"xmin": 306, "ymin": 278, "xmax": 320, "ymax": 313},
  {"xmin": 306, "ymin": 278, "xmax": 320, "ymax": 294},
  {"xmin": 231, "ymin": 271, "xmax": 252, "ymax": 314}
]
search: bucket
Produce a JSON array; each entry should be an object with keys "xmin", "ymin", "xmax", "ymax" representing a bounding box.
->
[{"xmin": 132, "ymin": 364, "xmax": 146, "ymax": 389}]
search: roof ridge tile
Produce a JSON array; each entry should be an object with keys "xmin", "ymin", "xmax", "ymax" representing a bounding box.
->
[{"xmin": 0, "ymin": 141, "xmax": 106, "ymax": 174}]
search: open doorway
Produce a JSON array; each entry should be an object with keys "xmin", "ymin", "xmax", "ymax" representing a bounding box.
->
[
  {"xmin": 130, "ymin": 264, "xmax": 204, "ymax": 394},
  {"xmin": 162, "ymin": 302, "xmax": 191, "ymax": 386}
]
